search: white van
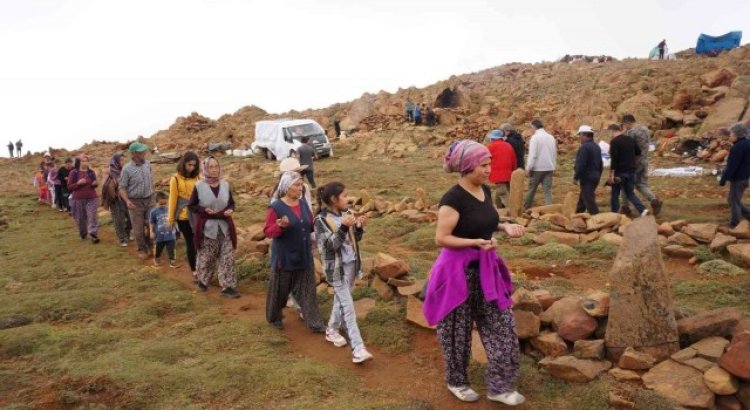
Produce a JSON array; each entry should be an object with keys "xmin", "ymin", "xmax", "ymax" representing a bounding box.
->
[{"xmin": 251, "ymin": 119, "xmax": 333, "ymax": 161}]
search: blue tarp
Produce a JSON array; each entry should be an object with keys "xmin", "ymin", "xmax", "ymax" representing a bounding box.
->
[{"xmin": 696, "ymin": 31, "xmax": 742, "ymax": 55}]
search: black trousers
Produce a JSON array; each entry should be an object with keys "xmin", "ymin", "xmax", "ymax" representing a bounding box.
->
[
  {"xmin": 266, "ymin": 269, "xmax": 324, "ymax": 331},
  {"xmin": 155, "ymin": 240, "xmax": 176, "ymax": 260},
  {"xmin": 576, "ymin": 179, "xmax": 599, "ymax": 214},
  {"xmin": 54, "ymin": 185, "xmax": 64, "ymax": 209},
  {"xmin": 177, "ymin": 220, "xmax": 197, "ymax": 271},
  {"xmin": 300, "ymin": 169, "xmax": 317, "ymax": 188}
]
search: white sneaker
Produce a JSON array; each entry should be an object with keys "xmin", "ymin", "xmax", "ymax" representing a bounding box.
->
[
  {"xmin": 447, "ymin": 385, "xmax": 479, "ymax": 402},
  {"xmin": 487, "ymin": 391, "xmax": 526, "ymax": 406},
  {"xmin": 640, "ymin": 209, "xmax": 649, "ymax": 217},
  {"xmin": 352, "ymin": 347, "xmax": 373, "ymax": 363},
  {"xmin": 325, "ymin": 328, "xmax": 347, "ymax": 347}
]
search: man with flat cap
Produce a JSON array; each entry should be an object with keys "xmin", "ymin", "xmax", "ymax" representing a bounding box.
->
[{"xmin": 119, "ymin": 142, "xmax": 155, "ymax": 259}]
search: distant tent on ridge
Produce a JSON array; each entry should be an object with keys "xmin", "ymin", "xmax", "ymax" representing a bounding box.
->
[{"xmin": 696, "ymin": 31, "xmax": 742, "ymax": 55}]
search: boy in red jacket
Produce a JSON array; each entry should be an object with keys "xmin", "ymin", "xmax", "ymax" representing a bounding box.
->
[{"xmin": 487, "ymin": 129, "xmax": 517, "ymax": 208}]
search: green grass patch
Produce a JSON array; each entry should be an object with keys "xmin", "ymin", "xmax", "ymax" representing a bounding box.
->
[
  {"xmin": 698, "ymin": 260, "xmax": 746, "ymax": 276},
  {"xmin": 693, "ymin": 245, "xmax": 719, "ymax": 263},
  {"xmin": 673, "ymin": 279, "xmax": 750, "ymax": 313},
  {"xmin": 400, "ymin": 225, "xmax": 436, "ymax": 252},
  {"xmin": 524, "ymin": 243, "xmax": 579, "ymax": 260},
  {"xmin": 359, "ymin": 301, "xmax": 414, "ymax": 353},
  {"xmin": 574, "ymin": 240, "xmax": 618, "ymax": 259},
  {"xmin": 508, "ymin": 233, "xmax": 536, "ymax": 246}
]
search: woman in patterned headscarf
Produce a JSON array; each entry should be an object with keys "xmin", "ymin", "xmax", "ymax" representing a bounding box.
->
[
  {"xmin": 263, "ymin": 171, "xmax": 325, "ymax": 332},
  {"xmin": 102, "ymin": 153, "xmax": 132, "ymax": 246},
  {"xmin": 423, "ymin": 140, "xmax": 526, "ymax": 406},
  {"xmin": 187, "ymin": 156, "xmax": 240, "ymax": 298}
]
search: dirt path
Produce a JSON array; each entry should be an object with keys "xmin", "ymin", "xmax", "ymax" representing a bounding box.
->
[{"xmin": 118, "ymin": 235, "xmax": 528, "ymax": 409}]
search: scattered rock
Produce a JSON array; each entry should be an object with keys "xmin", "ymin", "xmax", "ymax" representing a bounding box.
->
[
  {"xmin": 642, "ymin": 360, "xmax": 715, "ymax": 409},
  {"xmin": 608, "ymin": 391, "xmax": 636, "ymax": 409},
  {"xmin": 600, "ymin": 233, "xmax": 623, "ymax": 246},
  {"xmin": 544, "ymin": 356, "xmax": 612, "ymax": 382},
  {"xmin": 719, "ymin": 331, "xmax": 750, "ymax": 380},
  {"xmin": 682, "ymin": 223, "xmax": 718, "ymax": 243},
  {"xmin": 700, "ymin": 97, "xmax": 747, "ymax": 135},
  {"xmin": 354, "ymin": 298, "xmax": 376, "ymax": 320},
  {"xmin": 663, "ymin": 244, "xmax": 695, "ymax": 258},
  {"xmin": 405, "ymin": 295, "xmax": 434, "ymax": 329},
  {"xmin": 532, "ymin": 290, "xmax": 559, "ymax": 310},
  {"xmin": 670, "ymin": 219, "xmax": 689, "ymax": 231},
  {"xmin": 586, "ymin": 212, "xmax": 621, "ymax": 231},
  {"xmin": 700, "ymin": 67, "xmax": 737, "ymax": 88},
  {"xmin": 690, "ymin": 337, "xmax": 730, "ymax": 362},
  {"xmin": 371, "ymin": 253, "xmax": 410, "ymax": 280},
  {"xmin": 513, "ymin": 310, "xmax": 541, "ymax": 339},
  {"xmin": 531, "ymin": 332, "xmax": 568, "ymax": 357},
  {"xmin": 704, "ymin": 366, "xmax": 739, "ymax": 395},
  {"xmin": 371, "ymin": 276, "xmax": 395, "ymax": 300},
  {"xmin": 512, "ymin": 288, "xmax": 543, "ymax": 314},
  {"xmin": 397, "ymin": 279, "xmax": 425, "ymax": 297},
  {"xmin": 684, "ymin": 357, "xmax": 718, "ymax": 372},
  {"xmin": 581, "ymin": 291, "xmax": 609, "ymax": 317},
  {"xmin": 727, "ymin": 244, "xmax": 750, "ymax": 267},
  {"xmin": 710, "ymin": 232, "xmax": 738, "ymax": 252},
  {"xmin": 618, "ymin": 347, "xmax": 656, "ymax": 370},
  {"xmin": 729, "ymin": 220, "xmax": 750, "ymax": 239},
  {"xmin": 387, "ymin": 276, "xmax": 416, "ymax": 287},
  {"xmin": 533, "ymin": 231, "xmax": 581, "ymax": 246},
  {"xmin": 573, "ymin": 339, "xmax": 605, "ymax": 360},
  {"xmin": 540, "ymin": 296, "xmax": 598, "ymax": 342},
  {"xmin": 608, "ymin": 367, "xmax": 642, "ymax": 382},
  {"xmin": 657, "ymin": 222, "xmax": 675, "ymax": 237},
  {"xmin": 668, "ymin": 232, "xmax": 700, "ymax": 247},
  {"xmin": 677, "ymin": 307, "xmax": 741, "ymax": 345}
]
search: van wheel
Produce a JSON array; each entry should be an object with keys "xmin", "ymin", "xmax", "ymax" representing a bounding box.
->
[{"xmin": 265, "ymin": 149, "xmax": 275, "ymax": 160}]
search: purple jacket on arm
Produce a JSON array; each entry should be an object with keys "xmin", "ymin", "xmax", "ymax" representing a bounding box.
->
[{"xmin": 423, "ymin": 247, "xmax": 514, "ymax": 326}]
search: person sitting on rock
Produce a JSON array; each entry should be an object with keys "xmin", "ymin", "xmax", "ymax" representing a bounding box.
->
[
  {"xmin": 424, "ymin": 139, "xmax": 526, "ymax": 406},
  {"xmin": 573, "ymin": 125, "xmax": 602, "ymax": 215},
  {"xmin": 719, "ymin": 123, "xmax": 750, "ymax": 229}
]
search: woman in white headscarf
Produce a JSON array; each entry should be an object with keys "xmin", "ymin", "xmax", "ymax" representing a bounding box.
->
[{"xmin": 263, "ymin": 171, "xmax": 325, "ymax": 331}]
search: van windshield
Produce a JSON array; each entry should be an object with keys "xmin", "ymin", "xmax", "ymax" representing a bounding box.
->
[{"xmin": 283, "ymin": 124, "xmax": 324, "ymax": 141}]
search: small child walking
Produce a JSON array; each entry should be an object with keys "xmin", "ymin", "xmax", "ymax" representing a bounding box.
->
[
  {"xmin": 314, "ymin": 182, "xmax": 373, "ymax": 364},
  {"xmin": 150, "ymin": 191, "xmax": 179, "ymax": 268}
]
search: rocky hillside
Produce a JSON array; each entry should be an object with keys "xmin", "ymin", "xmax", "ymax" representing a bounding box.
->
[{"xmin": 133, "ymin": 45, "xmax": 750, "ymax": 155}]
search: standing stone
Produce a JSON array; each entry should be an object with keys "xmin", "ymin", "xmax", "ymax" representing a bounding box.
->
[
  {"xmin": 509, "ymin": 168, "xmax": 526, "ymax": 217},
  {"xmin": 605, "ymin": 217, "xmax": 680, "ymax": 362},
  {"xmin": 563, "ymin": 191, "xmax": 578, "ymax": 218}
]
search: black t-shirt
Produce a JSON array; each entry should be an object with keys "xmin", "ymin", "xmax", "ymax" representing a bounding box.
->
[{"xmin": 439, "ymin": 184, "xmax": 499, "ymax": 240}]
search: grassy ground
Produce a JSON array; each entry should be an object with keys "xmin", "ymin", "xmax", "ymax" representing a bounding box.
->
[{"xmin": 0, "ymin": 138, "xmax": 747, "ymax": 408}]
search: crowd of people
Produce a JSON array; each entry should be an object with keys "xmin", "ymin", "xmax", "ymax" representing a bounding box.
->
[
  {"xmin": 404, "ymin": 99, "xmax": 437, "ymax": 126},
  {"xmin": 24, "ymin": 111, "xmax": 750, "ymax": 405}
]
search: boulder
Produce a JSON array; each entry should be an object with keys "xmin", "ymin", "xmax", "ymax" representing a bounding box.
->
[
  {"xmin": 699, "ymin": 97, "xmax": 747, "ymax": 135},
  {"xmin": 700, "ymin": 68, "xmax": 737, "ymax": 88},
  {"xmin": 513, "ymin": 310, "xmax": 541, "ymax": 339},
  {"xmin": 371, "ymin": 253, "xmax": 410, "ymax": 280},
  {"xmin": 690, "ymin": 337, "xmax": 730, "ymax": 362},
  {"xmin": 600, "ymin": 233, "xmax": 623, "ymax": 246},
  {"xmin": 710, "ymin": 232, "xmax": 738, "ymax": 252},
  {"xmin": 657, "ymin": 222, "xmax": 675, "ymax": 237},
  {"xmin": 642, "ymin": 360, "xmax": 715, "ymax": 409},
  {"xmin": 371, "ymin": 276, "xmax": 395, "ymax": 300},
  {"xmin": 573, "ymin": 339, "xmax": 605, "ymax": 360},
  {"xmin": 509, "ymin": 169, "xmax": 525, "ymax": 218},
  {"xmin": 532, "ymin": 290, "xmax": 559, "ymax": 310},
  {"xmin": 668, "ymin": 232, "xmax": 700, "ymax": 247},
  {"xmin": 565, "ymin": 217, "xmax": 589, "ymax": 233},
  {"xmin": 544, "ymin": 356, "xmax": 612, "ymax": 382},
  {"xmin": 530, "ymin": 332, "xmax": 568, "ymax": 357},
  {"xmin": 677, "ymin": 307, "xmax": 742, "ymax": 345},
  {"xmin": 618, "ymin": 347, "xmax": 656, "ymax": 370},
  {"xmin": 670, "ymin": 219, "xmax": 689, "ymax": 231},
  {"xmin": 586, "ymin": 212, "xmax": 621, "ymax": 231},
  {"xmin": 616, "ymin": 93, "xmax": 661, "ymax": 130},
  {"xmin": 608, "ymin": 367, "xmax": 642, "ymax": 382},
  {"xmin": 541, "ymin": 212, "xmax": 570, "ymax": 228},
  {"xmin": 581, "ymin": 292, "xmax": 610, "ymax": 317},
  {"xmin": 682, "ymin": 223, "xmax": 718, "ymax": 243},
  {"xmin": 663, "ymin": 245, "xmax": 695, "ymax": 258},
  {"xmin": 512, "ymin": 288, "xmax": 543, "ymax": 314},
  {"xmin": 606, "ymin": 217, "xmax": 680, "ymax": 362},
  {"xmin": 533, "ymin": 231, "xmax": 581, "ymax": 246},
  {"xmin": 719, "ymin": 331, "xmax": 750, "ymax": 380},
  {"xmin": 704, "ymin": 366, "xmax": 739, "ymax": 395},
  {"xmin": 354, "ymin": 298, "xmax": 376, "ymax": 320},
  {"xmin": 727, "ymin": 244, "xmax": 750, "ymax": 267},
  {"xmin": 405, "ymin": 295, "xmax": 434, "ymax": 329},
  {"xmin": 729, "ymin": 220, "xmax": 750, "ymax": 239},
  {"xmin": 540, "ymin": 296, "xmax": 598, "ymax": 342}
]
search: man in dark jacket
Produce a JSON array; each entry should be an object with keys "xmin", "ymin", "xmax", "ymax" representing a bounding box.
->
[
  {"xmin": 500, "ymin": 123, "xmax": 525, "ymax": 169},
  {"xmin": 573, "ymin": 125, "xmax": 602, "ymax": 214},
  {"xmin": 608, "ymin": 124, "xmax": 647, "ymax": 216},
  {"xmin": 719, "ymin": 123, "xmax": 750, "ymax": 228}
]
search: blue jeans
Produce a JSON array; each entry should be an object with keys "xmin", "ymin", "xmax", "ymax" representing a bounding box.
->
[
  {"xmin": 611, "ymin": 172, "xmax": 646, "ymax": 213},
  {"xmin": 329, "ymin": 261, "xmax": 364, "ymax": 351}
]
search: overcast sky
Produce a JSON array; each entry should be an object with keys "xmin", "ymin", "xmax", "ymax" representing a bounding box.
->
[{"xmin": 1, "ymin": 0, "xmax": 748, "ymax": 154}]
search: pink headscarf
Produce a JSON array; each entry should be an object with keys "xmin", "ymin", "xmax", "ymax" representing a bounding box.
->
[{"xmin": 443, "ymin": 140, "xmax": 491, "ymax": 175}]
